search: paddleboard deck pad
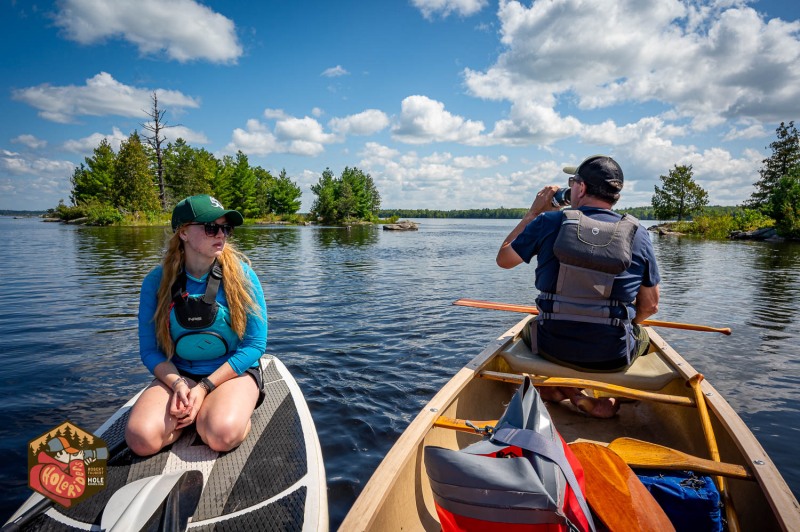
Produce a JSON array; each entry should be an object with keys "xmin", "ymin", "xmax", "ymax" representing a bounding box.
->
[{"xmin": 6, "ymin": 355, "xmax": 328, "ymax": 531}]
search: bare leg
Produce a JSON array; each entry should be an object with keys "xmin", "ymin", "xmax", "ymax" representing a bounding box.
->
[
  {"xmin": 125, "ymin": 379, "xmax": 184, "ymax": 456},
  {"xmin": 196, "ymin": 374, "xmax": 259, "ymax": 452}
]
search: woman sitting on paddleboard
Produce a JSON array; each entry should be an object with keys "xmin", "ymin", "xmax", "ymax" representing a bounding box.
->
[{"xmin": 125, "ymin": 195, "xmax": 267, "ymax": 456}]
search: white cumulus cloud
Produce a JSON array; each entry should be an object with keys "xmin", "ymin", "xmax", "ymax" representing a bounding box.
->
[
  {"xmin": 54, "ymin": 0, "xmax": 242, "ymax": 63},
  {"xmin": 392, "ymin": 95, "xmax": 485, "ymax": 144},
  {"xmin": 12, "ymin": 72, "xmax": 200, "ymax": 123},
  {"xmin": 329, "ymin": 109, "xmax": 390, "ymax": 136},
  {"xmin": 463, "ymin": 0, "xmax": 800, "ymax": 144}
]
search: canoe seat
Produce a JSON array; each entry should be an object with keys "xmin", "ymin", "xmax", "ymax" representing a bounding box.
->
[{"xmin": 499, "ymin": 338, "xmax": 678, "ymax": 391}]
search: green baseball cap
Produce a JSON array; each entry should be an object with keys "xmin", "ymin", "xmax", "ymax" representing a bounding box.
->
[{"xmin": 171, "ymin": 195, "xmax": 244, "ymax": 232}]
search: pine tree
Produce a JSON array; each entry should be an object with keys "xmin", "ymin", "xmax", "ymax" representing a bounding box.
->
[
  {"xmin": 652, "ymin": 164, "xmax": 709, "ymax": 221},
  {"xmin": 71, "ymin": 139, "xmax": 117, "ymax": 205},
  {"xmin": 747, "ymin": 121, "xmax": 800, "ymax": 211},
  {"xmin": 270, "ymin": 169, "xmax": 302, "ymax": 215},
  {"xmin": 226, "ymin": 151, "xmax": 258, "ymax": 216},
  {"xmin": 114, "ymin": 131, "xmax": 160, "ymax": 213}
]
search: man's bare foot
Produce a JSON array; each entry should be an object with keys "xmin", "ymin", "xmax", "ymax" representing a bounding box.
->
[
  {"xmin": 572, "ymin": 395, "xmax": 620, "ymax": 418},
  {"xmin": 538, "ymin": 386, "xmax": 579, "ymax": 403}
]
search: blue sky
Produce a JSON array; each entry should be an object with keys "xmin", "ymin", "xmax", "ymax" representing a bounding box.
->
[{"xmin": 2, "ymin": 0, "xmax": 799, "ymax": 211}]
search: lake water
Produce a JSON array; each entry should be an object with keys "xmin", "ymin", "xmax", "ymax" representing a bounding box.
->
[{"xmin": 1, "ymin": 216, "xmax": 798, "ymax": 528}]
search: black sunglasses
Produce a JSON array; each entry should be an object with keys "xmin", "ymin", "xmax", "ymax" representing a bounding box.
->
[
  {"xmin": 568, "ymin": 175, "xmax": 583, "ymax": 187},
  {"xmin": 189, "ymin": 222, "xmax": 234, "ymax": 237}
]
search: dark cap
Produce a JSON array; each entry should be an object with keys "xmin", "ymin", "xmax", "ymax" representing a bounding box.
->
[
  {"xmin": 171, "ymin": 195, "xmax": 244, "ymax": 232},
  {"xmin": 563, "ymin": 155, "xmax": 624, "ymax": 192}
]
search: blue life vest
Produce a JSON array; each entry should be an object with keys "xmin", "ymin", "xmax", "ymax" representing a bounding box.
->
[{"xmin": 169, "ymin": 262, "xmax": 240, "ymax": 360}]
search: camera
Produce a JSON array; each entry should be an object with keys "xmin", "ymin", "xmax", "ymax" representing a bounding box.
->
[
  {"xmin": 551, "ymin": 187, "xmax": 571, "ymax": 207},
  {"xmin": 84, "ymin": 447, "xmax": 109, "ymax": 460}
]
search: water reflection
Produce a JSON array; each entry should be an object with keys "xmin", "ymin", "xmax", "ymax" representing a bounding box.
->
[
  {"xmin": 314, "ymin": 225, "xmax": 379, "ymax": 248},
  {"xmin": 749, "ymin": 243, "xmax": 800, "ymax": 335}
]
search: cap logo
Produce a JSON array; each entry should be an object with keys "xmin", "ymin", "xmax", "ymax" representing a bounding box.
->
[{"xmin": 209, "ymin": 197, "xmax": 223, "ymax": 208}]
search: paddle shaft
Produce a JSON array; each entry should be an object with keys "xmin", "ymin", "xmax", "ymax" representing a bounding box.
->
[
  {"xmin": 690, "ymin": 374, "xmax": 741, "ymax": 532},
  {"xmin": 454, "ymin": 298, "xmax": 732, "ymax": 335}
]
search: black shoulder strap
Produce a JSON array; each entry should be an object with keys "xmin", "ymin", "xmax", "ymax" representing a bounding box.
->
[
  {"xmin": 202, "ymin": 261, "xmax": 223, "ymax": 304},
  {"xmin": 170, "ymin": 260, "xmax": 222, "ymax": 305},
  {"xmin": 171, "ymin": 270, "xmax": 187, "ymax": 304}
]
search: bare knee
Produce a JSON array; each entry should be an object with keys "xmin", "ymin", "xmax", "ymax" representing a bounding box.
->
[
  {"xmin": 125, "ymin": 423, "xmax": 169, "ymax": 457},
  {"xmin": 200, "ymin": 419, "xmax": 250, "ymax": 452}
]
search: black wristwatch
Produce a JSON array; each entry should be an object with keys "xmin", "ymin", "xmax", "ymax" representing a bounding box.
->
[{"xmin": 200, "ymin": 377, "xmax": 216, "ymax": 393}]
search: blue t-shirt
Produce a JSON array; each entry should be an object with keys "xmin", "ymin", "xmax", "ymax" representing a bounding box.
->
[
  {"xmin": 511, "ymin": 207, "xmax": 660, "ymax": 364},
  {"xmin": 138, "ymin": 262, "xmax": 268, "ymax": 376}
]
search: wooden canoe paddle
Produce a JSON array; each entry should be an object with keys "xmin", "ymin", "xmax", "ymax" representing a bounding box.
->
[
  {"xmin": 454, "ymin": 298, "xmax": 732, "ymax": 335},
  {"xmin": 609, "ymin": 437, "xmax": 753, "ymax": 480},
  {"xmin": 570, "ymin": 442, "xmax": 675, "ymax": 532}
]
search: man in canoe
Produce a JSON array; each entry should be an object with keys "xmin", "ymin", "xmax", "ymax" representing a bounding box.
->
[{"xmin": 496, "ymin": 155, "xmax": 660, "ymax": 418}]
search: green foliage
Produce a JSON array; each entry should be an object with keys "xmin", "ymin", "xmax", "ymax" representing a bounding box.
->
[
  {"xmin": 747, "ymin": 121, "xmax": 800, "ymax": 212},
  {"xmin": 54, "ymin": 200, "xmax": 87, "ymax": 221},
  {"xmin": 652, "ymin": 164, "xmax": 709, "ymax": 221},
  {"xmin": 71, "ymin": 139, "xmax": 117, "ymax": 205},
  {"xmin": 663, "ymin": 209, "xmax": 776, "ymax": 239},
  {"xmin": 310, "ymin": 168, "xmax": 339, "ymax": 222},
  {"xmin": 163, "ymin": 139, "xmax": 214, "ymax": 204},
  {"xmin": 114, "ymin": 131, "xmax": 160, "ymax": 213},
  {"xmin": 310, "ymin": 167, "xmax": 380, "ymax": 223},
  {"xmin": 769, "ymin": 168, "xmax": 800, "ymax": 238},
  {"xmin": 269, "ymin": 169, "xmax": 303, "ymax": 215},
  {"xmin": 731, "ymin": 209, "xmax": 775, "ymax": 231},
  {"xmin": 84, "ymin": 202, "xmax": 122, "ymax": 225},
  {"xmin": 224, "ymin": 151, "xmax": 259, "ymax": 217}
]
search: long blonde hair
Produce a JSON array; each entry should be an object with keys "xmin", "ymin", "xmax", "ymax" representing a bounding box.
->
[{"xmin": 153, "ymin": 229, "xmax": 260, "ymax": 358}]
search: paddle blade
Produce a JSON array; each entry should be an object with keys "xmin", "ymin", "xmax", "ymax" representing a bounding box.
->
[
  {"xmin": 609, "ymin": 437, "xmax": 753, "ymax": 481},
  {"xmin": 570, "ymin": 442, "xmax": 675, "ymax": 532},
  {"xmin": 101, "ymin": 470, "xmax": 204, "ymax": 532}
]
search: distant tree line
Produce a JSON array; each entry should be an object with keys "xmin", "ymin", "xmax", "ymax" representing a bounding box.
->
[{"xmin": 378, "ymin": 207, "xmax": 528, "ymax": 219}]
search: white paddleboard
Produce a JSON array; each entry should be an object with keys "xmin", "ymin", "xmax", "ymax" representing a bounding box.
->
[{"xmin": 5, "ymin": 355, "xmax": 328, "ymax": 531}]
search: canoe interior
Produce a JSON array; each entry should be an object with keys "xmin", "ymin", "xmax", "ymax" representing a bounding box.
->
[{"xmin": 342, "ymin": 317, "xmax": 799, "ymax": 532}]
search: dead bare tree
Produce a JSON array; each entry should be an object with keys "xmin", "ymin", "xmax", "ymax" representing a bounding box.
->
[{"xmin": 141, "ymin": 92, "xmax": 178, "ymax": 210}]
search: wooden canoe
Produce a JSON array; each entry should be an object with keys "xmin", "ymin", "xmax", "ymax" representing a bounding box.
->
[{"xmin": 340, "ymin": 316, "xmax": 800, "ymax": 531}]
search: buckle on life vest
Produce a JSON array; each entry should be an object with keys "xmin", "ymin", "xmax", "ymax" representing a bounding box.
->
[{"xmin": 465, "ymin": 420, "xmax": 495, "ymax": 435}]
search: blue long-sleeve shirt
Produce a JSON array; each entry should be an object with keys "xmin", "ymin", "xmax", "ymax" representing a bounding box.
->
[{"xmin": 138, "ymin": 263, "xmax": 268, "ymax": 376}]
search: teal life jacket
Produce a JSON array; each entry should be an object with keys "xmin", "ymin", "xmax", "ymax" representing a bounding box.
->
[
  {"xmin": 536, "ymin": 209, "xmax": 640, "ymax": 346},
  {"xmin": 169, "ymin": 262, "xmax": 240, "ymax": 360}
]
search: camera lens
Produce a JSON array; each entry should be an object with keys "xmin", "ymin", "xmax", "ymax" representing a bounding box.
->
[{"xmin": 551, "ymin": 188, "xmax": 571, "ymax": 207}]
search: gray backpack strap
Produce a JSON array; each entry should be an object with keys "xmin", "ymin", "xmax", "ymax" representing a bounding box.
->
[{"xmin": 491, "ymin": 425, "xmax": 597, "ymax": 532}]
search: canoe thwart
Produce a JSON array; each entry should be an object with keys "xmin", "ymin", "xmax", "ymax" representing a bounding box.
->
[{"xmin": 479, "ymin": 370, "xmax": 696, "ymax": 407}]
